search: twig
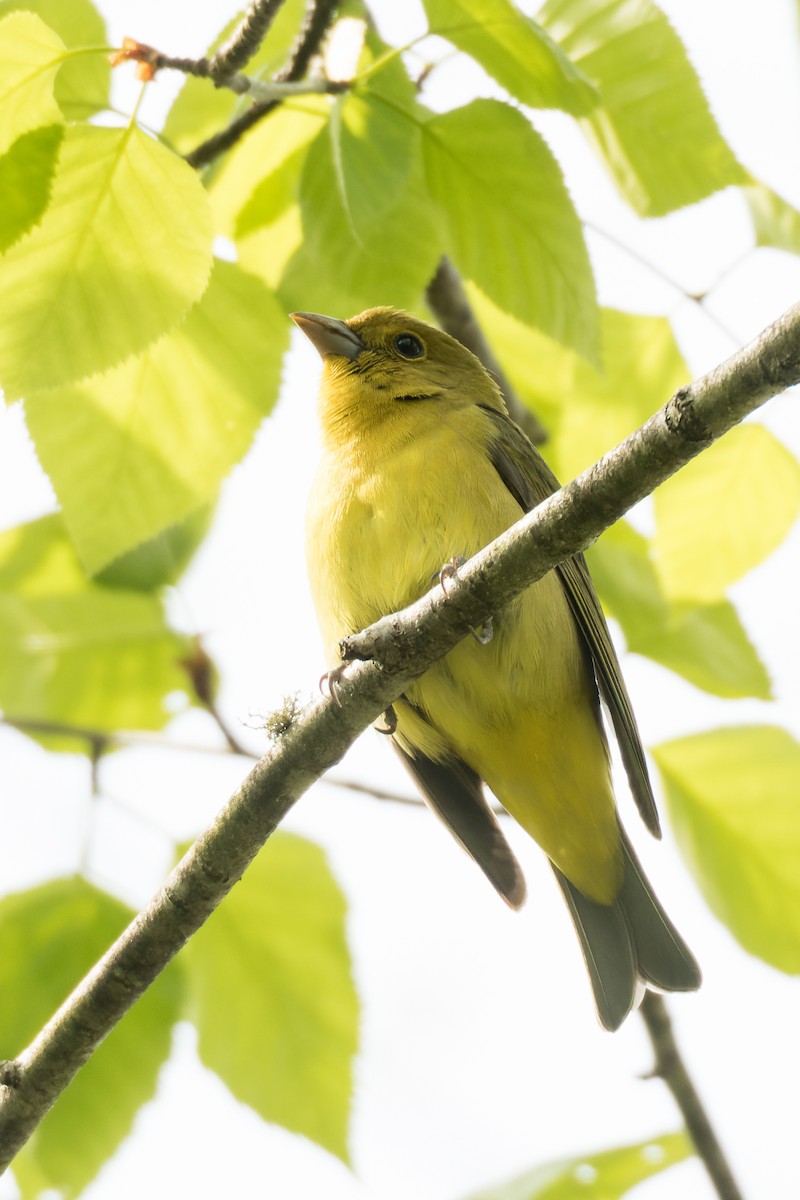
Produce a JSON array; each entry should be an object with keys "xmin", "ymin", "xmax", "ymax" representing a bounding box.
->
[
  {"xmin": 585, "ymin": 220, "xmax": 741, "ymax": 345},
  {"xmin": 208, "ymin": 0, "xmax": 288, "ymax": 78},
  {"xmin": 1, "ymin": 300, "xmax": 799, "ymax": 1168},
  {"xmin": 325, "ymin": 776, "xmax": 425, "ymax": 806},
  {"xmin": 426, "ymin": 256, "xmax": 549, "ymax": 445},
  {"xmin": 113, "ymin": 40, "xmax": 342, "ymax": 102},
  {"xmin": 185, "ymin": 0, "xmax": 340, "ymax": 170},
  {"xmin": 640, "ymin": 993, "xmax": 746, "ymax": 1200},
  {"xmin": 1, "ymin": 715, "xmax": 235, "ymax": 756},
  {"xmin": 1, "ymin": 715, "xmax": 419, "ymax": 806}
]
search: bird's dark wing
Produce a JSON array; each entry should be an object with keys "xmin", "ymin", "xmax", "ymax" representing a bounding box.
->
[
  {"xmin": 392, "ymin": 702, "xmax": 527, "ymax": 910},
  {"xmin": 480, "ymin": 404, "xmax": 661, "ymax": 837}
]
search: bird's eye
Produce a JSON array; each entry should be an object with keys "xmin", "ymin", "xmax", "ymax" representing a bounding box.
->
[{"xmin": 394, "ymin": 333, "xmax": 425, "ymax": 359}]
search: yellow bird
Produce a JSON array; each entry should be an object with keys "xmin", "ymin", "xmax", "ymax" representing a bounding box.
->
[{"xmin": 295, "ymin": 306, "xmax": 700, "ymax": 1029}]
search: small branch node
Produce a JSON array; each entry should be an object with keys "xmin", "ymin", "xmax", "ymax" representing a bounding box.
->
[
  {"xmin": 0, "ymin": 1061, "xmax": 21, "ymax": 1088},
  {"xmin": 663, "ymin": 385, "xmax": 713, "ymax": 443}
]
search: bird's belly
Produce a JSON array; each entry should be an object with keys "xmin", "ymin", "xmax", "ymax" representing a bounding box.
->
[{"xmin": 307, "ymin": 439, "xmax": 620, "ymax": 899}]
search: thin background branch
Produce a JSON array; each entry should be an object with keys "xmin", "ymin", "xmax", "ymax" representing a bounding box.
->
[
  {"xmin": 1, "ymin": 300, "xmax": 798, "ymax": 1172},
  {"xmin": 641, "ymin": 994, "xmax": 746, "ymax": 1200},
  {"xmin": 426, "ymin": 256, "xmax": 549, "ymax": 444},
  {"xmin": 0, "ymin": 715, "xmax": 419, "ymax": 806},
  {"xmin": 185, "ymin": 0, "xmax": 340, "ymax": 168},
  {"xmin": 208, "ymin": 0, "xmax": 288, "ymax": 77}
]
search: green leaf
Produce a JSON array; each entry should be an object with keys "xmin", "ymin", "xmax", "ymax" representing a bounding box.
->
[
  {"xmin": 0, "ymin": 123, "xmax": 214, "ymax": 396},
  {"xmin": 95, "ymin": 507, "xmax": 213, "ymax": 591},
  {"xmin": 0, "ymin": 878, "xmax": 184, "ymax": 1198},
  {"xmin": 25, "ymin": 259, "xmax": 286, "ymax": 574},
  {"xmin": 242, "ymin": 32, "xmax": 437, "ymax": 311},
  {"xmin": 278, "ymin": 121, "xmax": 440, "ymax": 316},
  {"xmin": 587, "ymin": 521, "xmax": 771, "ymax": 699},
  {"xmin": 462, "ymin": 1131, "xmax": 691, "ymax": 1199},
  {"xmin": 234, "ymin": 139, "xmax": 310, "ymax": 242},
  {"xmin": 326, "ymin": 84, "xmax": 418, "ymax": 235},
  {"xmin": 465, "ymin": 305, "xmax": 686, "ymax": 480},
  {"xmin": 551, "ymin": 309, "xmax": 688, "ymax": 478},
  {"xmin": 653, "ymin": 727, "xmax": 800, "ymax": 972},
  {"xmin": 184, "ymin": 832, "xmax": 358, "ymax": 1162},
  {"xmin": 0, "ymin": 11, "xmax": 65, "ymax": 155},
  {"xmin": 743, "ymin": 181, "xmax": 800, "ymax": 255},
  {"xmin": 422, "ymin": 99, "xmax": 598, "ymax": 358},
  {"xmin": 163, "ymin": 0, "xmax": 307, "ymax": 157},
  {"xmin": 537, "ymin": 0, "xmax": 746, "ymax": 215},
  {"xmin": 653, "ymin": 423, "xmax": 800, "ymax": 603},
  {"xmin": 0, "ymin": 514, "xmax": 193, "ymax": 737},
  {"xmin": 211, "ymin": 98, "xmax": 327, "ymax": 238},
  {"xmin": 0, "ymin": 0, "xmax": 110, "ymax": 119},
  {"xmin": 423, "ymin": 0, "xmax": 597, "ymax": 113},
  {"xmin": 0, "ymin": 123, "xmax": 63, "ymax": 252}
]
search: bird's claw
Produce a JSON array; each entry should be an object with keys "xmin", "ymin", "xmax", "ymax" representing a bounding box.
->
[
  {"xmin": 432, "ymin": 556, "xmax": 493, "ymax": 644},
  {"xmin": 320, "ymin": 663, "xmax": 348, "ymax": 707},
  {"xmin": 470, "ymin": 616, "xmax": 494, "ymax": 645},
  {"xmin": 433, "ymin": 555, "xmax": 467, "ymax": 596}
]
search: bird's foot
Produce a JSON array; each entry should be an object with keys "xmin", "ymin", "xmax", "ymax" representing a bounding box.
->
[
  {"xmin": 470, "ymin": 616, "xmax": 494, "ymax": 645},
  {"xmin": 432, "ymin": 555, "xmax": 467, "ymax": 595},
  {"xmin": 319, "ymin": 663, "xmax": 348, "ymax": 707},
  {"xmin": 432, "ymin": 556, "xmax": 494, "ymax": 645}
]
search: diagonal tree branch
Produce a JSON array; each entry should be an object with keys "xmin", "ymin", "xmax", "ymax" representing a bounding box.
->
[{"xmin": 0, "ymin": 300, "xmax": 798, "ymax": 1170}]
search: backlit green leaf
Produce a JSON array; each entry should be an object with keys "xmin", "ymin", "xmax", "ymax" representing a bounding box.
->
[
  {"xmin": 0, "ymin": 878, "xmax": 183, "ymax": 1198},
  {"xmin": 25, "ymin": 260, "xmax": 286, "ymax": 574},
  {"xmin": 185, "ymin": 832, "xmax": 358, "ymax": 1162},
  {"xmin": 96, "ymin": 508, "xmax": 213, "ymax": 591},
  {"xmin": 551, "ymin": 309, "xmax": 687, "ymax": 478},
  {"xmin": 423, "ymin": 99, "xmax": 598, "ymax": 357},
  {"xmin": 0, "ymin": 124, "xmax": 213, "ymax": 396},
  {"xmin": 537, "ymin": 0, "xmax": 746, "ymax": 215},
  {"xmin": 0, "ymin": 11, "xmax": 64, "ymax": 155},
  {"xmin": 326, "ymin": 84, "xmax": 418, "ymax": 235},
  {"xmin": 423, "ymin": 0, "xmax": 597, "ymax": 113},
  {"xmin": 463, "ymin": 1131, "xmax": 691, "ymax": 1199},
  {"xmin": 0, "ymin": 514, "xmax": 193, "ymax": 737},
  {"xmin": 279, "ymin": 119, "xmax": 440, "ymax": 315},
  {"xmin": 211, "ymin": 99, "xmax": 327, "ymax": 238},
  {"xmin": 653, "ymin": 423, "xmax": 800, "ymax": 603},
  {"xmin": 744, "ymin": 181, "xmax": 800, "ymax": 255},
  {"xmin": 654, "ymin": 727, "xmax": 800, "ymax": 972},
  {"xmin": 466, "ymin": 304, "xmax": 686, "ymax": 480},
  {"xmin": 0, "ymin": 0, "xmax": 110, "ymax": 119},
  {"xmin": 587, "ymin": 521, "xmax": 771, "ymax": 699},
  {"xmin": 0, "ymin": 123, "xmax": 63, "ymax": 252}
]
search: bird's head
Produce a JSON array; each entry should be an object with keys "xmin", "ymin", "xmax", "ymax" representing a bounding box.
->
[{"xmin": 292, "ymin": 306, "xmax": 504, "ymax": 450}]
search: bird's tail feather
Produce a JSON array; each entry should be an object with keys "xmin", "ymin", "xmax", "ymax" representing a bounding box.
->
[{"xmin": 553, "ymin": 828, "xmax": 701, "ymax": 1031}]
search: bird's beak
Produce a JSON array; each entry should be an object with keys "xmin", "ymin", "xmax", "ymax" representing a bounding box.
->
[{"xmin": 291, "ymin": 312, "xmax": 364, "ymax": 360}]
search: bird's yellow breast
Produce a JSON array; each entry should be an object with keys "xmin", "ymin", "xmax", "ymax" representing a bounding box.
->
[
  {"xmin": 306, "ymin": 402, "xmax": 621, "ymax": 900},
  {"xmin": 307, "ymin": 406, "xmax": 516, "ymax": 647}
]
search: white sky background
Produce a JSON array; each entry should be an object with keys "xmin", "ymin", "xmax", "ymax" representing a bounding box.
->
[{"xmin": 1, "ymin": 1, "xmax": 800, "ymax": 1197}]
